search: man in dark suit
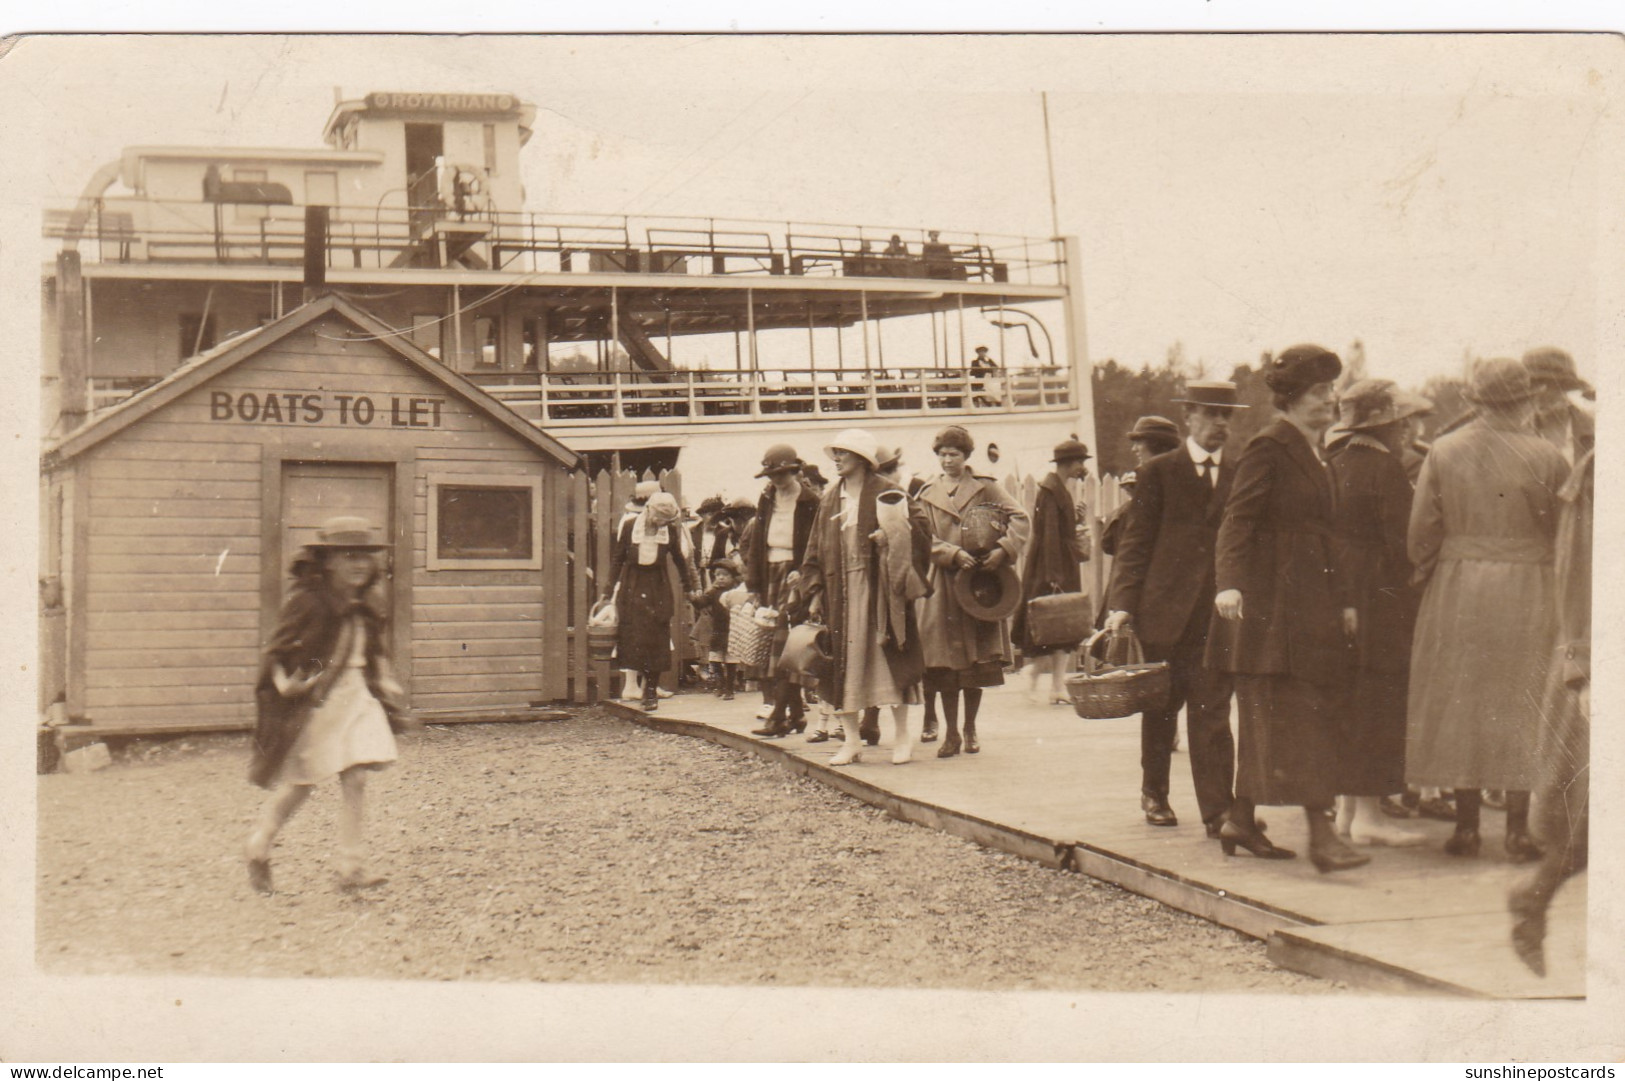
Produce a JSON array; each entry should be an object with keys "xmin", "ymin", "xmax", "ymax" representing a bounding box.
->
[{"xmin": 1105, "ymin": 382, "xmax": 1248, "ymax": 834}]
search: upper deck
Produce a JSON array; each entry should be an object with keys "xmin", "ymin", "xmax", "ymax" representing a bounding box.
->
[{"xmin": 47, "ymin": 198, "xmax": 1067, "ymax": 293}]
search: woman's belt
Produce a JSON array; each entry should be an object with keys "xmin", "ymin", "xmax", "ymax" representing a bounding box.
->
[{"xmin": 1439, "ymin": 535, "xmax": 1552, "ymax": 563}]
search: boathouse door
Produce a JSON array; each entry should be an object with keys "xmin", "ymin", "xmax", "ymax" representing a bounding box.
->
[{"xmin": 279, "ymin": 461, "xmax": 397, "ymax": 613}]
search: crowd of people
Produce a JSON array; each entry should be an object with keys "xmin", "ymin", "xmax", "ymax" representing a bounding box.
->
[
  {"xmin": 593, "ymin": 342, "xmax": 1592, "ymax": 974},
  {"xmin": 244, "ymin": 342, "xmax": 1590, "ymax": 977}
]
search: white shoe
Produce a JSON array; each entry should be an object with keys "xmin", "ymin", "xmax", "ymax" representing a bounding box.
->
[
  {"xmin": 1334, "ymin": 796, "xmax": 1354, "ymax": 838},
  {"xmin": 755, "ymin": 704, "xmax": 775, "ymax": 720},
  {"xmin": 829, "ymin": 747, "xmax": 863, "ymax": 766},
  {"xmin": 657, "ymin": 687, "xmax": 673, "ymax": 699}
]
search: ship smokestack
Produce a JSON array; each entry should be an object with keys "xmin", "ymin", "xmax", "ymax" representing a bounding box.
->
[
  {"xmin": 302, "ymin": 205, "xmax": 328, "ymax": 303},
  {"xmin": 56, "ymin": 251, "xmax": 88, "ymax": 432}
]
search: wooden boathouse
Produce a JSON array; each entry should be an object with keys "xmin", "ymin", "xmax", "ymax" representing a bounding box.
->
[{"xmin": 40, "ymin": 294, "xmax": 588, "ymax": 733}]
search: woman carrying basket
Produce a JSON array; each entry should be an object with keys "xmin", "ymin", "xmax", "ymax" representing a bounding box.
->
[
  {"xmin": 915, "ymin": 425, "xmax": 1029, "ymax": 757},
  {"xmin": 1013, "ymin": 439, "xmax": 1093, "ymax": 704},
  {"xmin": 605, "ymin": 492, "xmax": 699, "ymax": 713}
]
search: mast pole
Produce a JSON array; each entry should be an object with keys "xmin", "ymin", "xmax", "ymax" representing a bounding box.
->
[{"xmin": 1042, "ymin": 92, "xmax": 1061, "ymax": 241}]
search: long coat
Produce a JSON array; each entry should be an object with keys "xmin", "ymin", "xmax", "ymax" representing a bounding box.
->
[
  {"xmin": 1328, "ymin": 435, "xmax": 1418, "ymax": 793},
  {"xmin": 1013, "ymin": 472, "xmax": 1088, "ymax": 654},
  {"xmin": 797, "ymin": 473, "xmax": 931, "ymax": 712},
  {"xmin": 609, "ymin": 517, "xmax": 697, "ymax": 674},
  {"xmin": 1405, "ymin": 419, "xmax": 1568, "ymax": 789},
  {"xmin": 1535, "ymin": 449, "xmax": 1592, "ymax": 792},
  {"xmin": 1106, "ymin": 444, "xmax": 1234, "ymax": 649},
  {"xmin": 1205, "ymin": 417, "xmax": 1350, "ymax": 683},
  {"xmin": 249, "ymin": 574, "xmax": 400, "ymax": 789},
  {"xmin": 915, "ymin": 472, "xmax": 1030, "ymax": 672}
]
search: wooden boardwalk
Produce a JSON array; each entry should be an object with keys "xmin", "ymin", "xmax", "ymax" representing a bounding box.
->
[{"xmin": 609, "ymin": 683, "xmax": 1585, "ymax": 998}]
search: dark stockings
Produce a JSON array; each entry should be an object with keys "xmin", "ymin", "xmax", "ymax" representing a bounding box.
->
[
  {"xmin": 961, "ymin": 688, "xmax": 983, "ymax": 741},
  {"xmin": 1454, "ymin": 788, "xmax": 1483, "ymax": 832}
]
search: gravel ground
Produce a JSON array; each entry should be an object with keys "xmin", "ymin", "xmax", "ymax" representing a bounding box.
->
[{"xmin": 37, "ymin": 709, "xmax": 1340, "ymax": 993}]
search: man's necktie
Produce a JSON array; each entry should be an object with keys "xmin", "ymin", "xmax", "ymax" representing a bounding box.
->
[{"xmin": 1199, "ymin": 458, "xmax": 1215, "ymax": 487}]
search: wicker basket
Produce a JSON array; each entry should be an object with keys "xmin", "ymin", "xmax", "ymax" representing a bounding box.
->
[
  {"xmin": 586, "ymin": 599, "xmax": 619, "ymax": 662},
  {"xmin": 1025, "ymin": 591, "xmax": 1092, "ymax": 649},
  {"xmin": 1065, "ymin": 629, "xmax": 1171, "ymax": 720},
  {"xmin": 727, "ymin": 601, "xmax": 774, "ymax": 668}
]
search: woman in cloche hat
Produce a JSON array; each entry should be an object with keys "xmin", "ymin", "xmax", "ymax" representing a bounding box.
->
[
  {"xmin": 1406, "ymin": 358, "xmax": 1570, "ymax": 863},
  {"xmin": 1326, "ymin": 379, "xmax": 1434, "ymax": 849},
  {"xmin": 914, "ymin": 425, "xmax": 1030, "ymax": 757},
  {"xmin": 1208, "ymin": 344, "xmax": 1367, "ymax": 873},
  {"xmin": 1012, "ymin": 438, "xmax": 1093, "ymax": 705},
  {"xmin": 246, "ymin": 516, "xmax": 408, "ymax": 895},
  {"xmin": 796, "ymin": 428, "xmax": 932, "ymax": 765}
]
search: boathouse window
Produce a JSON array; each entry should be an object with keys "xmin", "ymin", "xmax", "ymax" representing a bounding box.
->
[
  {"xmin": 483, "ymin": 124, "xmax": 498, "ymax": 176},
  {"xmin": 428, "ymin": 474, "xmax": 543, "ymax": 571}
]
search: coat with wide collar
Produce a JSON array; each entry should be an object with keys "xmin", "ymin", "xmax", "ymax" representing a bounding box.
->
[
  {"xmin": 1012, "ymin": 471, "xmax": 1088, "ymax": 654},
  {"xmin": 249, "ymin": 577, "xmax": 399, "ymax": 789},
  {"xmin": 1105, "ymin": 442, "xmax": 1234, "ymax": 648},
  {"xmin": 796, "ymin": 471, "xmax": 930, "ymax": 711},
  {"xmin": 743, "ymin": 479, "xmax": 819, "ymax": 595},
  {"xmin": 1205, "ymin": 416, "xmax": 1352, "ymax": 683},
  {"xmin": 914, "ymin": 471, "xmax": 1031, "ymax": 671}
]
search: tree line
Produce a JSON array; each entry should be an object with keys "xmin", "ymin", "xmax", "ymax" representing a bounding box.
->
[{"xmin": 1089, "ymin": 342, "xmax": 1471, "ymax": 478}]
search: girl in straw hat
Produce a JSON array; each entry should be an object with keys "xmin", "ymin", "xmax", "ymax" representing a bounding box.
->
[{"xmin": 246, "ymin": 516, "xmax": 407, "ymax": 895}]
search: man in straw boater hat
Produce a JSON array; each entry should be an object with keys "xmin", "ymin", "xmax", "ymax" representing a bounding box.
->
[
  {"xmin": 246, "ymin": 516, "xmax": 408, "ymax": 895},
  {"xmin": 742, "ymin": 443, "xmax": 820, "ymax": 737},
  {"xmin": 1105, "ymin": 382, "xmax": 1248, "ymax": 834},
  {"xmin": 796, "ymin": 427, "xmax": 931, "ymax": 765},
  {"xmin": 1012, "ymin": 437, "xmax": 1094, "ymax": 705}
]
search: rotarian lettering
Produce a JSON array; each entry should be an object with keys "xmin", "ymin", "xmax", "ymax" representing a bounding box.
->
[{"xmin": 207, "ymin": 390, "xmax": 442, "ymax": 428}]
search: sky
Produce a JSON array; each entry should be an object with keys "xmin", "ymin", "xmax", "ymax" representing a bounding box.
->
[{"xmin": 1, "ymin": 33, "xmax": 1617, "ymax": 391}]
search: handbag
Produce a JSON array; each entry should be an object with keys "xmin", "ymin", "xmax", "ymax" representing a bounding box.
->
[{"xmin": 1025, "ymin": 590, "xmax": 1092, "ymax": 649}]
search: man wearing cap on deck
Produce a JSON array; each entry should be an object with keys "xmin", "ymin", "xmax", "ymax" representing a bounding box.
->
[
  {"xmin": 744, "ymin": 444, "xmax": 820, "ymax": 736},
  {"xmin": 1105, "ymin": 382, "xmax": 1247, "ymax": 833},
  {"xmin": 1522, "ymin": 347, "xmax": 1594, "ymax": 465}
]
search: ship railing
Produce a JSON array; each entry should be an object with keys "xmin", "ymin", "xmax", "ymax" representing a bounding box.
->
[
  {"xmin": 470, "ymin": 366, "xmax": 1072, "ymax": 425},
  {"xmin": 49, "ymin": 198, "xmax": 1066, "ymax": 286}
]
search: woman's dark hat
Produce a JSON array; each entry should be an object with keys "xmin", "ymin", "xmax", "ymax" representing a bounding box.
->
[
  {"xmin": 308, "ymin": 516, "xmax": 386, "ymax": 551},
  {"xmin": 1463, "ymin": 357, "xmax": 1538, "ymax": 406},
  {"xmin": 1264, "ymin": 345, "xmax": 1342, "ymax": 396},
  {"xmin": 1051, "ymin": 438, "xmax": 1092, "ymax": 464},
  {"xmin": 1521, "ymin": 347, "xmax": 1594, "ymax": 397},
  {"xmin": 932, "ymin": 425, "xmax": 975, "ymax": 455},
  {"xmin": 756, "ymin": 444, "xmax": 806, "ymax": 478},
  {"xmin": 1172, "ymin": 382, "xmax": 1248, "ymax": 409},
  {"xmin": 951, "ymin": 562, "xmax": 1023, "ymax": 622},
  {"xmin": 1126, "ymin": 415, "xmax": 1181, "ymax": 446},
  {"xmin": 695, "ymin": 495, "xmax": 726, "ymax": 517}
]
